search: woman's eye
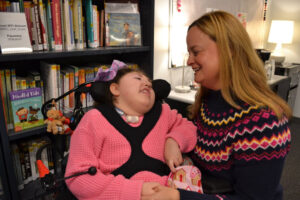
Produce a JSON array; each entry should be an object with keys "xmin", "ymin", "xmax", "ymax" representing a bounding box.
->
[
  {"xmin": 135, "ymin": 77, "xmax": 142, "ymax": 80},
  {"xmin": 192, "ymin": 51, "xmax": 200, "ymax": 56}
]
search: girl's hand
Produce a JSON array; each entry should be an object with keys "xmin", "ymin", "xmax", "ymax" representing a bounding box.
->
[
  {"xmin": 142, "ymin": 182, "xmax": 161, "ymax": 196},
  {"xmin": 141, "ymin": 185, "xmax": 180, "ymax": 200},
  {"xmin": 164, "ymin": 138, "xmax": 183, "ymax": 172}
]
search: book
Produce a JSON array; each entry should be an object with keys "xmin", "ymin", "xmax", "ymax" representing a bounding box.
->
[
  {"xmin": 51, "ymin": 0, "xmax": 63, "ymax": 50},
  {"xmin": 11, "ymin": 143, "xmax": 25, "ymax": 189},
  {"xmin": 11, "ymin": 68, "xmax": 17, "ymax": 91},
  {"xmin": 9, "ymin": 87, "xmax": 44, "ymax": 132},
  {"xmin": 31, "ymin": 0, "xmax": 44, "ymax": 51},
  {"xmin": 106, "ymin": 13, "xmax": 141, "ymax": 46},
  {"xmin": 38, "ymin": 0, "xmax": 49, "ymax": 50},
  {"xmin": 0, "ymin": 70, "xmax": 8, "ymax": 130},
  {"xmin": 5, "ymin": 69, "xmax": 14, "ymax": 130},
  {"xmin": 45, "ymin": 0, "xmax": 54, "ymax": 50},
  {"xmin": 23, "ymin": 1, "xmax": 33, "ymax": 45},
  {"xmin": 18, "ymin": 141, "xmax": 32, "ymax": 184},
  {"xmin": 40, "ymin": 62, "xmax": 58, "ymax": 102},
  {"xmin": 28, "ymin": 141, "xmax": 39, "ymax": 180},
  {"xmin": 62, "ymin": 0, "xmax": 74, "ymax": 50},
  {"xmin": 85, "ymin": 0, "xmax": 96, "ymax": 48},
  {"xmin": 72, "ymin": 0, "xmax": 83, "ymax": 49},
  {"xmin": 78, "ymin": 68, "xmax": 86, "ymax": 107}
]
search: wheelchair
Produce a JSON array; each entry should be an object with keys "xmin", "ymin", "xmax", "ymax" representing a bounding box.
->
[{"xmin": 35, "ymin": 79, "xmax": 171, "ymax": 199}]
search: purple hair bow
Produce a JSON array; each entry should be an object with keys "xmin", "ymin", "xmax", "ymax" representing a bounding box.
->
[{"xmin": 94, "ymin": 60, "xmax": 127, "ymax": 82}]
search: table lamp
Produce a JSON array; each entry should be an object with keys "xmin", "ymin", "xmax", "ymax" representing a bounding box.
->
[{"xmin": 268, "ymin": 20, "xmax": 294, "ymax": 65}]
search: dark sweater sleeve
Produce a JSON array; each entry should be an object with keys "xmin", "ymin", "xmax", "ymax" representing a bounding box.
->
[{"xmin": 180, "ymin": 110, "xmax": 290, "ymax": 200}]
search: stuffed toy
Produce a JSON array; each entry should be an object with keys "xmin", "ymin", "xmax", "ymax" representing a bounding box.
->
[{"xmin": 44, "ymin": 101, "xmax": 71, "ymax": 135}]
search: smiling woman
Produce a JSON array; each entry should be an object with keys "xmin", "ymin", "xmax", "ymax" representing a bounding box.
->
[{"xmin": 143, "ymin": 10, "xmax": 292, "ymax": 200}]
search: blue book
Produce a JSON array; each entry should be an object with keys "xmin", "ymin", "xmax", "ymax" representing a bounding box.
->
[{"xmin": 9, "ymin": 88, "xmax": 44, "ymax": 132}]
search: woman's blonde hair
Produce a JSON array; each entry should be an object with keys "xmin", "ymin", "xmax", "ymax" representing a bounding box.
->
[{"xmin": 188, "ymin": 11, "xmax": 291, "ymax": 119}]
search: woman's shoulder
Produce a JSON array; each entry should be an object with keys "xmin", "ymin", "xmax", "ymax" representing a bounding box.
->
[
  {"xmin": 232, "ymin": 105, "xmax": 291, "ymax": 159},
  {"xmin": 241, "ymin": 104, "xmax": 288, "ymax": 126}
]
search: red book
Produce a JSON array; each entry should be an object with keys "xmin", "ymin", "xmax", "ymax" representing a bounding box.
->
[{"xmin": 51, "ymin": 0, "xmax": 62, "ymax": 50}]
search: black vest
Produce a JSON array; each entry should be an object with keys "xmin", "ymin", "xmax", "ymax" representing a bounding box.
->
[{"xmin": 95, "ymin": 102, "xmax": 170, "ymax": 178}]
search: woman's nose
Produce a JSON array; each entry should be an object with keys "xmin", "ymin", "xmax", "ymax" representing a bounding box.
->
[{"xmin": 187, "ymin": 55, "xmax": 193, "ymax": 66}]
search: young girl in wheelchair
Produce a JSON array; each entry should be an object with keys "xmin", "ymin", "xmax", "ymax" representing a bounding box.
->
[{"xmin": 64, "ymin": 60, "xmax": 200, "ymax": 200}]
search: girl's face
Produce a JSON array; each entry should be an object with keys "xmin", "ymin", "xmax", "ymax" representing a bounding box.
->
[
  {"xmin": 186, "ymin": 26, "xmax": 221, "ymax": 90},
  {"xmin": 111, "ymin": 72, "xmax": 155, "ymax": 116}
]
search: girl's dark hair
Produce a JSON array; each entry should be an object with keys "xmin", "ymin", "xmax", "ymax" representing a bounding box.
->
[{"xmin": 92, "ymin": 68, "xmax": 147, "ymax": 106}]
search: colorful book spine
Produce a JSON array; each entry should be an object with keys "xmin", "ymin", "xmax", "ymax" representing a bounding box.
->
[
  {"xmin": 51, "ymin": 0, "xmax": 63, "ymax": 50},
  {"xmin": 72, "ymin": 0, "xmax": 83, "ymax": 49},
  {"xmin": 69, "ymin": 0, "xmax": 75, "ymax": 49},
  {"xmin": 45, "ymin": 0, "xmax": 54, "ymax": 50},
  {"xmin": 78, "ymin": 68, "xmax": 86, "ymax": 107},
  {"xmin": 85, "ymin": 67, "xmax": 94, "ymax": 107},
  {"xmin": 32, "ymin": 0, "xmax": 44, "ymax": 50},
  {"xmin": 38, "ymin": 0, "xmax": 48, "ymax": 50},
  {"xmin": 24, "ymin": 1, "xmax": 33, "ymax": 45},
  {"xmin": 11, "ymin": 68, "xmax": 17, "ymax": 91},
  {"xmin": 11, "ymin": 143, "xmax": 25, "ymax": 189},
  {"xmin": 94, "ymin": 5, "xmax": 100, "ymax": 47},
  {"xmin": 0, "ymin": 70, "xmax": 8, "ymax": 130},
  {"xmin": 18, "ymin": 142, "xmax": 32, "ymax": 184},
  {"xmin": 62, "ymin": 0, "xmax": 73, "ymax": 50},
  {"xmin": 40, "ymin": 62, "xmax": 59, "ymax": 102},
  {"xmin": 85, "ymin": 0, "xmax": 94, "ymax": 48},
  {"xmin": 5, "ymin": 69, "xmax": 14, "ymax": 130}
]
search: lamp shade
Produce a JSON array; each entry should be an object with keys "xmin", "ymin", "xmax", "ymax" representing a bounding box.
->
[{"xmin": 268, "ymin": 20, "xmax": 294, "ymax": 44}]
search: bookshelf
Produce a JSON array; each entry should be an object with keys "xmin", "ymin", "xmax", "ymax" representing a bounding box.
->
[{"xmin": 0, "ymin": 0, "xmax": 154, "ymax": 199}]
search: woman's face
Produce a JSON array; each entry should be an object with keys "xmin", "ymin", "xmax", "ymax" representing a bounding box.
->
[
  {"xmin": 111, "ymin": 72, "xmax": 155, "ymax": 115},
  {"xmin": 186, "ymin": 26, "xmax": 221, "ymax": 90}
]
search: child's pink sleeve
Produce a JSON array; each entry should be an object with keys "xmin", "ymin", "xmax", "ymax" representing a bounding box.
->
[
  {"xmin": 163, "ymin": 104, "xmax": 197, "ymax": 152},
  {"xmin": 65, "ymin": 111, "xmax": 144, "ymax": 200}
]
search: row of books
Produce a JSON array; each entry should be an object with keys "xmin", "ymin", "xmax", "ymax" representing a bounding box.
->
[
  {"xmin": 11, "ymin": 138, "xmax": 54, "ymax": 190},
  {"xmin": 0, "ymin": 62, "xmax": 139, "ymax": 133},
  {"xmin": 1, "ymin": 0, "xmax": 142, "ymax": 51}
]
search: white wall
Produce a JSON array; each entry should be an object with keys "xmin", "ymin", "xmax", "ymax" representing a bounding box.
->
[{"xmin": 154, "ymin": 0, "xmax": 170, "ymax": 81}]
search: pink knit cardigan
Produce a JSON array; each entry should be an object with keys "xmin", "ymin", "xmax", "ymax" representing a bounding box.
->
[{"xmin": 65, "ymin": 103, "xmax": 197, "ymax": 200}]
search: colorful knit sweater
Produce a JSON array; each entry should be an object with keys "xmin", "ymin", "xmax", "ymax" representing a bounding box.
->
[
  {"xmin": 179, "ymin": 90, "xmax": 291, "ymax": 200},
  {"xmin": 65, "ymin": 103, "xmax": 197, "ymax": 200}
]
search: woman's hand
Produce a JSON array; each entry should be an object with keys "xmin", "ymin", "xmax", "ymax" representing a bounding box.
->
[
  {"xmin": 164, "ymin": 138, "xmax": 183, "ymax": 172},
  {"xmin": 142, "ymin": 182, "xmax": 161, "ymax": 196},
  {"xmin": 141, "ymin": 185, "xmax": 180, "ymax": 200}
]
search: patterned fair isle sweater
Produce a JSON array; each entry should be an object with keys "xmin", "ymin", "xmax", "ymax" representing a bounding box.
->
[
  {"xmin": 65, "ymin": 103, "xmax": 197, "ymax": 200},
  {"xmin": 179, "ymin": 90, "xmax": 291, "ymax": 200}
]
